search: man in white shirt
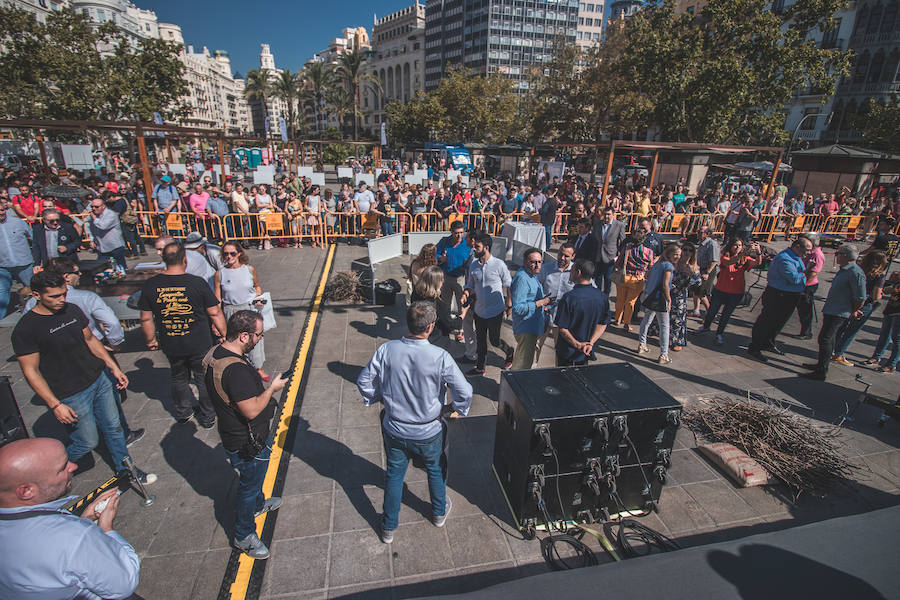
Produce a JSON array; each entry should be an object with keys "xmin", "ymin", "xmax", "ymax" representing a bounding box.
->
[
  {"xmin": 536, "ymin": 242, "xmax": 576, "ymax": 362},
  {"xmin": 353, "ymin": 182, "xmax": 375, "ymax": 214},
  {"xmin": 461, "ymin": 232, "xmax": 513, "ymax": 375}
]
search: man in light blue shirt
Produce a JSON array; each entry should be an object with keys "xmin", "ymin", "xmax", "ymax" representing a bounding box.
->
[
  {"xmin": 88, "ymin": 197, "xmax": 126, "ymax": 270},
  {"xmin": 0, "ymin": 203, "xmax": 34, "ymax": 316},
  {"xmin": 803, "ymin": 243, "xmax": 866, "ymax": 380},
  {"xmin": 462, "ymin": 232, "xmax": 513, "ymax": 374},
  {"xmin": 510, "ymin": 247, "xmax": 552, "ymax": 369},
  {"xmin": 357, "ymin": 302, "xmax": 472, "ymax": 544},
  {"xmin": 0, "ymin": 438, "xmax": 140, "ymax": 599},
  {"xmin": 748, "ymin": 237, "xmax": 813, "ymax": 361}
]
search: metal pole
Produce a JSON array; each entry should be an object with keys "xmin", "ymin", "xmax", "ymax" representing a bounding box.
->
[
  {"xmin": 765, "ymin": 150, "xmax": 783, "ymax": 203},
  {"xmin": 36, "ymin": 135, "xmax": 50, "ymax": 183},
  {"xmin": 136, "ymin": 127, "xmax": 154, "ymax": 206},
  {"xmin": 217, "ymin": 137, "xmax": 226, "ymax": 185},
  {"xmin": 165, "ymin": 137, "xmax": 173, "ymax": 163},
  {"xmin": 649, "ymin": 150, "xmax": 659, "ymax": 189},
  {"xmin": 600, "ymin": 141, "xmax": 615, "ymax": 207}
]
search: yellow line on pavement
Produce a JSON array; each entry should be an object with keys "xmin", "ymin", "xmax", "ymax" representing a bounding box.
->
[{"xmin": 228, "ymin": 243, "xmax": 336, "ymax": 600}]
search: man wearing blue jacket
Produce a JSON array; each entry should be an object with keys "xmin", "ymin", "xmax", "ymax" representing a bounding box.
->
[
  {"xmin": 357, "ymin": 302, "xmax": 473, "ymax": 544},
  {"xmin": 747, "ymin": 237, "xmax": 813, "ymax": 362}
]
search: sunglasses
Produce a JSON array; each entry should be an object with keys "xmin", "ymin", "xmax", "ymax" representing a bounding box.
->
[
  {"xmin": 45, "ymin": 219, "xmax": 60, "ymax": 224},
  {"xmin": 223, "ymin": 251, "xmax": 239, "ymax": 256}
]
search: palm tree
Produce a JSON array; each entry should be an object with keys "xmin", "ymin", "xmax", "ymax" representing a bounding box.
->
[
  {"xmin": 272, "ymin": 69, "xmax": 300, "ymax": 139},
  {"xmin": 334, "ymin": 48, "xmax": 381, "ymax": 141},
  {"xmin": 302, "ymin": 61, "xmax": 333, "ymax": 135},
  {"xmin": 325, "ymin": 86, "xmax": 353, "ymax": 137},
  {"xmin": 244, "ymin": 69, "xmax": 273, "ymax": 135}
]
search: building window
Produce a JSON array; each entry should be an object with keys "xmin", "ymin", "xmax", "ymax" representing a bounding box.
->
[{"xmin": 97, "ymin": 9, "xmax": 105, "ymax": 21}]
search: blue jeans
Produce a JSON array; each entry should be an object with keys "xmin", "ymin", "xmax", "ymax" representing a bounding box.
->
[
  {"xmin": 872, "ymin": 313, "xmax": 900, "ymax": 369},
  {"xmin": 639, "ymin": 310, "xmax": 670, "ymax": 353},
  {"xmin": 703, "ymin": 288, "xmax": 744, "ymax": 336},
  {"xmin": 382, "ymin": 429, "xmax": 446, "ymax": 532},
  {"xmin": 381, "ymin": 221, "xmax": 395, "ymax": 236},
  {"xmin": 595, "ymin": 261, "xmax": 615, "ymax": 295},
  {"xmin": 834, "ymin": 302, "xmax": 875, "ymax": 357},
  {"xmin": 0, "ymin": 264, "xmax": 33, "ymax": 316},
  {"xmin": 62, "ymin": 372, "xmax": 129, "ymax": 471},
  {"xmin": 225, "ymin": 445, "xmax": 271, "ymax": 540},
  {"xmin": 544, "ymin": 225, "xmax": 553, "ymax": 250}
]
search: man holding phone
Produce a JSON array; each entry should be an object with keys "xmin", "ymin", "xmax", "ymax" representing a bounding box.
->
[{"xmin": 510, "ymin": 247, "xmax": 552, "ymax": 369}]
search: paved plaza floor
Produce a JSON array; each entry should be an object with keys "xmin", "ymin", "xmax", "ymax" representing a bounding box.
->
[{"xmin": 2, "ymin": 242, "xmax": 899, "ymax": 599}]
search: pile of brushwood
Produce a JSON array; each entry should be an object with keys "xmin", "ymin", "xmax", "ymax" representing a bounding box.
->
[
  {"xmin": 324, "ymin": 271, "xmax": 365, "ymax": 303},
  {"xmin": 685, "ymin": 395, "xmax": 857, "ymax": 500}
]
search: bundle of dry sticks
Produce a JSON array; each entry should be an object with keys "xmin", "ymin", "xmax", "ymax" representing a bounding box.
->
[
  {"xmin": 684, "ymin": 395, "xmax": 857, "ymax": 500},
  {"xmin": 324, "ymin": 271, "xmax": 365, "ymax": 303}
]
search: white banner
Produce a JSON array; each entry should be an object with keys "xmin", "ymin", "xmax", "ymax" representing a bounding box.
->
[
  {"xmin": 60, "ymin": 144, "xmax": 93, "ymax": 171},
  {"xmin": 414, "ymin": 169, "xmax": 429, "ymax": 182},
  {"xmin": 253, "ymin": 165, "xmax": 275, "ymax": 185},
  {"xmin": 167, "ymin": 163, "xmax": 188, "ymax": 175},
  {"xmin": 297, "ymin": 166, "xmax": 314, "ymax": 178},
  {"xmin": 309, "ymin": 173, "xmax": 326, "ymax": 186},
  {"xmin": 356, "ymin": 173, "xmax": 375, "ymax": 187},
  {"xmin": 337, "ymin": 167, "xmax": 354, "ymax": 179},
  {"xmin": 211, "ymin": 164, "xmax": 231, "ymax": 175}
]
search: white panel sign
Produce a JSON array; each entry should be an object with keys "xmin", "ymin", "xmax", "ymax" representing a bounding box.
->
[
  {"xmin": 408, "ymin": 232, "xmax": 447, "ymax": 257},
  {"xmin": 337, "ymin": 167, "xmax": 354, "ymax": 179},
  {"xmin": 167, "ymin": 163, "xmax": 187, "ymax": 175},
  {"xmin": 415, "ymin": 169, "xmax": 429, "ymax": 182},
  {"xmin": 253, "ymin": 165, "xmax": 275, "ymax": 185},
  {"xmin": 446, "ymin": 169, "xmax": 459, "ymax": 181},
  {"xmin": 211, "ymin": 164, "xmax": 231, "ymax": 175},
  {"xmin": 60, "ymin": 144, "xmax": 93, "ymax": 171},
  {"xmin": 310, "ymin": 172, "xmax": 326, "ymax": 186},
  {"xmin": 367, "ymin": 233, "xmax": 403, "ymax": 266},
  {"xmin": 404, "ymin": 175, "xmax": 421, "ymax": 185},
  {"xmin": 375, "ymin": 168, "xmax": 383, "ymax": 179},
  {"xmin": 297, "ymin": 166, "xmax": 314, "ymax": 178},
  {"xmin": 356, "ymin": 173, "xmax": 375, "ymax": 187}
]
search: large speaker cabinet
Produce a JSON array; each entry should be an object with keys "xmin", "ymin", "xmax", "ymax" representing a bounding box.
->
[{"xmin": 492, "ymin": 363, "xmax": 681, "ymax": 530}]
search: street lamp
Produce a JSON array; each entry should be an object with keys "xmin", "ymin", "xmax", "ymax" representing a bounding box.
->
[{"xmin": 786, "ymin": 111, "xmax": 833, "ymax": 165}]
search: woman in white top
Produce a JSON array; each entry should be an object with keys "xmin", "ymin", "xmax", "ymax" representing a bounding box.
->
[
  {"xmin": 305, "ymin": 185, "xmax": 323, "ymax": 248},
  {"xmin": 214, "ymin": 241, "xmax": 269, "ymax": 380},
  {"xmin": 253, "ymin": 184, "xmax": 278, "ymax": 250}
]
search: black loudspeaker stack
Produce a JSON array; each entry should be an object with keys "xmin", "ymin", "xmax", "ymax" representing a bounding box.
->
[
  {"xmin": 492, "ymin": 363, "xmax": 681, "ymax": 532},
  {"xmin": 0, "ymin": 375, "xmax": 28, "ymax": 448}
]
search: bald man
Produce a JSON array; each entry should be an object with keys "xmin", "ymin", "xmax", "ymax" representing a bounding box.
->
[{"xmin": 0, "ymin": 438, "xmax": 140, "ymax": 599}]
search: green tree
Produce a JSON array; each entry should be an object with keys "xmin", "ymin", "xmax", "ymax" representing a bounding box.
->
[
  {"xmin": 100, "ymin": 37, "xmax": 189, "ymax": 122},
  {"xmin": 0, "ymin": 7, "xmax": 114, "ymax": 120},
  {"xmin": 334, "ymin": 48, "xmax": 381, "ymax": 141},
  {"xmin": 860, "ymin": 96, "xmax": 900, "ymax": 152},
  {"xmin": 325, "ymin": 86, "xmax": 353, "ymax": 137},
  {"xmin": 520, "ymin": 41, "xmax": 591, "ymax": 143},
  {"xmin": 384, "ymin": 90, "xmax": 447, "ymax": 145},
  {"xmin": 302, "ymin": 61, "xmax": 334, "ymax": 134},
  {"xmin": 272, "ymin": 69, "xmax": 300, "ymax": 139},
  {"xmin": 244, "ymin": 69, "xmax": 273, "ymax": 133},
  {"xmin": 612, "ymin": 0, "xmax": 851, "ymax": 144}
]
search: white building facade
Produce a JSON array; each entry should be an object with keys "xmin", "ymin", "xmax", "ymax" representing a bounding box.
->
[
  {"xmin": 365, "ymin": 3, "xmax": 426, "ymax": 135},
  {"xmin": 576, "ymin": 1, "xmax": 605, "ymax": 49}
]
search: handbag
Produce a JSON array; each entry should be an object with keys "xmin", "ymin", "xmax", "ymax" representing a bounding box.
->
[
  {"xmin": 611, "ymin": 267, "xmax": 625, "ymax": 286},
  {"xmin": 642, "ymin": 285, "xmax": 668, "ymax": 312}
]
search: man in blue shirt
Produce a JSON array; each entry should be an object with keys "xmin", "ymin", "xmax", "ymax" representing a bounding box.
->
[
  {"xmin": 554, "ymin": 259, "xmax": 611, "ymax": 366},
  {"xmin": 0, "ymin": 438, "xmax": 140, "ymax": 599},
  {"xmin": 0, "ymin": 203, "xmax": 34, "ymax": 316},
  {"xmin": 510, "ymin": 247, "xmax": 553, "ymax": 369},
  {"xmin": 747, "ymin": 237, "xmax": 813, "ymax": 361},
  {"xmin": 436, "ymin": 221, "xmax": 471, "ymax": 324},
  {"xmin": 802, "ymin": 244, "xmax": 866, "ymax": 380},
  {"xmin": 357, "ymin": 302, "xmax": 472, "ymax": 544}
]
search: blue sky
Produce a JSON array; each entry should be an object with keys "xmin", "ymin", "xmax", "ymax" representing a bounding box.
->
[{"xmin": 143, "ymin": 0, "xmax": 415, "ymax": 76}]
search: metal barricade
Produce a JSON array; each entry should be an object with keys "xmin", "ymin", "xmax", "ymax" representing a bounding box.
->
[{"xmin": 133, "ymin": 210, "xmax": 212, "ymax": 241}]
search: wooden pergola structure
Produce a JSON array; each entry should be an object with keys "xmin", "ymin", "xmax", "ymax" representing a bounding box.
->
[
  {"xmin": 0, "ymin": 118, "xmax": 383, "ymax": 203},
  {"xmin": 531, "ymin": 140, "xmax": 785, "ymax": 204}
]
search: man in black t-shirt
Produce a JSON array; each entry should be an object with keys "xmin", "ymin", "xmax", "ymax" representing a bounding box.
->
[
  {"xmin": 863, "ymin": 217, "xmax": 899, "ymax": 273},
  {"xmin": 12, "ymin": 271, "xmax": 156, "ymax": 483},
  {"xmin": 139, "ymin": 242, "xmax": 226, "ymax": 428},
  {"xmin": 203, "ymin": 310, "xmax": 288, "ymax": 560}
]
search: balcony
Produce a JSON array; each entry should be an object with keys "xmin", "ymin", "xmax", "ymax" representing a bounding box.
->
[
  {"xmin": 796, "ymin": 129, "xmax": 820, "ymax": 141},
  {"xmin": 838, "ymin": 80, "xmax": 900, "ymax": 94},
  {"xmin": 849, "ymin": 30, "xmax": 900, "ymax": 47}
]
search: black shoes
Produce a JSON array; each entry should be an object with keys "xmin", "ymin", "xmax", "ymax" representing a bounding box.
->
[{"xmin": 747, "ymin": 349, "xmax": 768, "ymax": 363}]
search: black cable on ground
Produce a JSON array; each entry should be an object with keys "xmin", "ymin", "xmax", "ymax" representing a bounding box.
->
[
  {"xmin": 604, "ymin": 519, "xmax": 681, "ymax": 559},
  {"xmin": 540, "ymin": 530, "xmax": 599, "ymax": 571}
]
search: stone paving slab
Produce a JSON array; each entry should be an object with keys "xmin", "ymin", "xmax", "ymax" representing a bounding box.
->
[{"xmin": 4, "ymin": 241, "xmax": 899, "ymax": 599}]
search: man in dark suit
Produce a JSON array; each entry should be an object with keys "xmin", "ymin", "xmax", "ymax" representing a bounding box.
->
[
  {"xmin": 573, "ymin": 218, "xmax": 598, "ymax": 262},
  {"xmin": 592, "ymin": 206, "xmax": 626, "ymax": 294},
  {"xmin": 31, "ymin": 208, "xmax": 80, "ymax": 268}
]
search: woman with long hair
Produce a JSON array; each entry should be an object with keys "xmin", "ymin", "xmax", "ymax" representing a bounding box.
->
[
  {"xmin": 305, "ymin": 185, "xmax": 323, "ymax": 248},
  {"xmin": 698, "ymin": 238, "xmax": 761, "ymax": 345},
  {"xmin": 214, "ymin": 241, "xmax": 269, "ymax": 380},
  {"xmin": 410, "ymin": 265, "xmax": 457, "ymax": 336},
  {"xmin": 638, "ymin": 243, "xmax": 681, "ymax": 364},
  {"xmin": 833, "ymin": 251, "xmax": 888, "ymax": 365},
  {"xmin": 409, "ymin": 243, "xmax": 438, "ymax": 286},
  {"xmin": 613, "ymin": 229, "xmax": 654, "ymax": 332},
  {"xmin": 667, "ymin": 243, "xmax": 701, "ymax": 351}
]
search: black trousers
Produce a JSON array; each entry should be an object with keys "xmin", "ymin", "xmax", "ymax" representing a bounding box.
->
[
  {"xmin": 749, "ymin": 287, "xmax": 801, "ymax": 352},
  {"xmin": 474, "ymin": 311, "xmax": 512, "ymax": 370},
  {"xmin": 796, "ymin": 283, "xmax": 818, "ymax": 337},
  {"xmin": 816, "ymin": 314, "xmax": 848, "ymax": 375}
]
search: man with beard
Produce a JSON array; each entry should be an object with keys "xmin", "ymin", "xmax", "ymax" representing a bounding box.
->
[
  {"xmin": 204, "ymin": 310, "xmax": 288, "ymax": 560},
  {"xmin": 0, "ymin": 438, "xmax": 140, "ymax": 599},
  {"xmin": 461, "ymin": 232, "xmax": 513, "ymax": 375}
]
